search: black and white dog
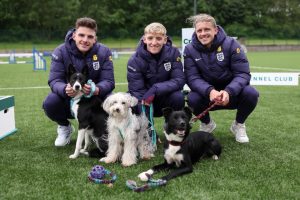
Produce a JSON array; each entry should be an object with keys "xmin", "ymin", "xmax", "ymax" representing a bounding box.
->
[
  {"xmin": 138, "ymin": 107, "xmax": 222, "ymax": 182},
  {"xmin": 67, "ymin": 64, "xmax": 108, "ymax": 159}
]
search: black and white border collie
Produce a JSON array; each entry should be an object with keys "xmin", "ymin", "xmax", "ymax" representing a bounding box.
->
[
  {"xmin": 138, "ymin": 107, "xmax": 222, "ymax": 182},
  {"xmin": 67, "ymin": 64, "xmax": 108, "ymax": 159}
]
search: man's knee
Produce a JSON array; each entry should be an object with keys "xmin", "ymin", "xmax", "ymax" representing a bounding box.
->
[
  {"xmin": 44, "ymin": 93, "xmax": 60, "ymax": 110},
  {"xmin": 43, "ymin": 93, "xmax": 68, "ymax": 114},
  {"xmin": 242, "ymin": 86, "xmax": 259, "ymax": 105},
  {"xmin": 187, "ymin": 91, "xmax": 207, "ymax": 108}
]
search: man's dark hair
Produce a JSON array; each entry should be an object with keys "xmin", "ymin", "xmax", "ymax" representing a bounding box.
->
[{"xmin": 75, "ymin": 17, "xmax": 97, "ymax": 33}]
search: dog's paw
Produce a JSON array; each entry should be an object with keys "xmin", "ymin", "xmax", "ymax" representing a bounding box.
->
[
  {"xmin": 99, "ymin": 157, "xmax": 115, "ymax": 164},
  {"xmin": 69, "ymin": 154, "xmax": 78, "ymax": 159},
  {"xmin": 212, "ymin": 155, "xmax": 219, "ymax": 160},
  {"xmin": 138, "ymin": 172, "xmax": 150, "ymax": 182},
  {"xmin": 80, "ymin": 149, "xmax": 89, "ymax": 156},
  {"xmin": 138, "ymin": 169, "xmax": 154, "ymax": 182},
  {"xmin": 141, "ymin": 156, "xmax": 151, "ymax": 160},
  {"xmin": 157, "ymin": 137, "xmax": 162, "ymax": 144},
  {"xmin": 140, "ymin": 152, "xmax": 152, "ymax": 160}
]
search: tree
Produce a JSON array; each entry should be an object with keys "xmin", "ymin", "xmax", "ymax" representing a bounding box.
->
[{"xmin": 0, "ymin": 0, "xmax": 299, "ymax": 41}]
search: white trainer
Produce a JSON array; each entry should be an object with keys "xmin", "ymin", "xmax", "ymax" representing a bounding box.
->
[
  {"xmin": 55, "ymin": 124, "xmax": 74, "ymax": 146},
  {"xmin": 199, "ymin": 119, "xmax": 216, "ymax": 133},
  {"xmin": 230, "ymin": 120, "xmax": 249, "ymax": 143}
]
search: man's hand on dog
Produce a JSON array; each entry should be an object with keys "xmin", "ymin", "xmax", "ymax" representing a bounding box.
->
[
  {"xmin": 65, "ymin": 84, "xmax": 76, "ymax": 97},
  {"xmin": 83, "ymin": 84, "xmax": 99, "ymax": 96}
]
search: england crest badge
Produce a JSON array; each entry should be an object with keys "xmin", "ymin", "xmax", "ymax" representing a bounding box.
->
[
  {"xmin": 216, "ymin": 52, "xmax": 224, "ymax": 61},
  {"xmin": 164, "ymin": 62, "xmax": 172, "ymax": 71},
  {"xmin": 93, "ymin": 61, "xmax": 100, "ymax": 70}
]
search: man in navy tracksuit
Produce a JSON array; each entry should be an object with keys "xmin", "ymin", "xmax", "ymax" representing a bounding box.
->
[
  {"xmin": 184, "ymin": 14, "xmax": 259, "ymax": 143},
  {"xmin": 43, "ymin": 17, "xmax": 115, "ymax": 146},
  {"xmin": 127, "ymin": 22, "xmax": 185, "ymax": 127}
]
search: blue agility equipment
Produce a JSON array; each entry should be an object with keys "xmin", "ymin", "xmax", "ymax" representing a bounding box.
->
[
  {"xmin": 0, "ymin": 48, "xmax": 45, "ymax": 68},
  {"xmin": 33, "ymin": 48, "xmax": 46, "ymax": 71},
  {"xmin": 8, "ymin": 50, "xmax": 16, "ymax": 64}
]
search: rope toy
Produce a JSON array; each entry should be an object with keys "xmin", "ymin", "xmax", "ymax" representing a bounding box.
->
[
  {"xmin": 126, "ymin": 174, "xmax": 167, "ymax": 192},
  {"xmin": 190, "ymin": 100, "xmax": 218, "ymax": 123},
  {"xmin": 190, "ymin": 94, "xmax": 224, "ymax": 123},
  {"xmin": 84, "ymin": 79, "xmax": 96, "ymax": 98},
  {"xmin": 88, "ymin": 165, "xmax": 117, "ymax": 187}
]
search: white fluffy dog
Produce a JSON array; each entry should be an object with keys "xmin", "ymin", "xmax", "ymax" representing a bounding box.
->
[{"xmin": 101, "ymin": 92, "xmax": 154, "ymax": 167}]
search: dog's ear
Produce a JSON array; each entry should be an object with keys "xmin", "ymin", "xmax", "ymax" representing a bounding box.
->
[
  {"xmin": 183, "ymin": 106, "xmax": 193, "ymax": 120},
  {"xmin": 123, "ymin": 93, "xmax": 138, "ymax": 107},
  {"xmin": 162, "ymin": 107, "xmax": 173, "ymax": 120},
  {"xmin": 102, "ymin": 94, "xmax": 112, "ymax": 113},
  {"xmin": 67, "ymin": 64, "xmax": 76, "ymax": 82},
  {"xmin": 130, "ymin": 95, "xmax": 138, "ymax": 107},
  {"xmin": 82, "ymin": 65, "xmax": 89, "ymax": 78}
]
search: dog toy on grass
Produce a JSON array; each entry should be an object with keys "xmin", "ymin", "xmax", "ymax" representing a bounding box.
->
[
  {"xmin": 88, "ymin": 165, "xmax": 117, "ymax": 187},
  {"xmin": 126, "ymin": 173, "xmax": 167, "ymax": 192}
]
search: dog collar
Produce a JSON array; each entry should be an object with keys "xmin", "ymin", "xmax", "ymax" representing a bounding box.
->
[{"xmin": 168, "ymin": 140, "xmax": 185, "ymax": 146}]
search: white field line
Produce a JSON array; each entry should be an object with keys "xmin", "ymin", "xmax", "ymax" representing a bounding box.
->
[
  {"xmin": 0, "ymin": 82, "xmax": 128, "ymax": 90},
  {"xmin": 251, "ymin": 65, "xmax": 300, "ymax": 72}
]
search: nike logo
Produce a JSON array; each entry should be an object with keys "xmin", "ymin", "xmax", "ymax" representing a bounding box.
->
[
  {"xmin": 195, "ymin": 58, "xmax": 202, "ymax": 61},
  {"xmin": 127, "ymin": 65, "xmax": 136, "ymax": 72}
]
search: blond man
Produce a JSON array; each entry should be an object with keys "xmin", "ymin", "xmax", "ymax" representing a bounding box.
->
[
  {"xmin": 184, "ymin": 14, "xmax": 259, "ymax": 143},
  {"xmin": 127, "ymin": 22, "xmax": 185, "ymax": 139}
]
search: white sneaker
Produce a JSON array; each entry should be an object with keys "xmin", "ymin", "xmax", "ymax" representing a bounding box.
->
[
  {"xmin": 230, "ymin": 120, "xmax": 249, "ymax": 143},
  {"xmin": 199, "ymin": 119, "xmax": 216, "ymax": 133},
  {"xmin": 54, "ymin": 124, "xmax": 74, "ymax": 146}
]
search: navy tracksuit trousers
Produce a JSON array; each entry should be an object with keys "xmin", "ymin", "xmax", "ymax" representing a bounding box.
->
[
  {"xmin": 42, "ymin": 93, "xmax": 74, "ymax": 126},
  {"xmin": 187, "ymin": 85, "xmax": 259, "ymax": 124}
]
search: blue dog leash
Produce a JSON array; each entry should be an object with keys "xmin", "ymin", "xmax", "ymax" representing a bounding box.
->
[{"xmin": 142, "ymin": 104, "xmax": 157, "ymax": 149}]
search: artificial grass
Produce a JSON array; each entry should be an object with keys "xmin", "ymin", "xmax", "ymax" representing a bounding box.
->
[{"xmin": 0, "ymin": 52, "xmax": 299, "ymax": 199}]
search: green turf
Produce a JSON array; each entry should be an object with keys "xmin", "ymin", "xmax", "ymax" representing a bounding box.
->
[{"xmin": 0, "ymin": 52, "xmax": 299, "ymax": 199}]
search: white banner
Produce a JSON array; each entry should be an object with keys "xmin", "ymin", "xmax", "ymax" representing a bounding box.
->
[
  {"xmin": 181, "ymin": 28, "xmax": 194, "ymax": 53},
  {"xmin": 250, "ymin": 73, "xmax": 299, "ymax": 86}
]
